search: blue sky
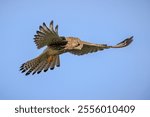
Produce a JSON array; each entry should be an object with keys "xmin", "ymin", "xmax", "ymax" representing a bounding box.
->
[{"xmin": 0, "ymin": 0, "xmax": 150, "ymax": 99}]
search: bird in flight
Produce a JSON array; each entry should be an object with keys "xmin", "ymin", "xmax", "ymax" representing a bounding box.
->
[{"xmin": 20, "ymin": 20, "xmax": 133, "ymax": 75}]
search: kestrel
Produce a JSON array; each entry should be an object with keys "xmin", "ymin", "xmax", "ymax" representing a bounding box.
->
[{"xmin": 20, "ymin": 20, "xmax": 133, "ymax": 75}]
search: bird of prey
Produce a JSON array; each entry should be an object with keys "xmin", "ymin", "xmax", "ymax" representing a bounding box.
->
[{"xmin": 20, "ymin": 20, "xmax": 133, "ymax": 75}]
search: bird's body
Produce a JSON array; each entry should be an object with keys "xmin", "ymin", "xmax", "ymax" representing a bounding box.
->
[{"xmin": 20, "ymin": 20, "xmax": 133, "ymax": 75}]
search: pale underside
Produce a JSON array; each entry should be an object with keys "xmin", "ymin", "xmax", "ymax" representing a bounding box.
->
[{"xmin": 20, "ymin": 20, "xmax": 133, "ymax": 75}]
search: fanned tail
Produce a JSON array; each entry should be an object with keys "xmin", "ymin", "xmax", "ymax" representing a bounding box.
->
[{"xmin": 20, "ymin": 55, "xmax": 60, "ymax": 75}]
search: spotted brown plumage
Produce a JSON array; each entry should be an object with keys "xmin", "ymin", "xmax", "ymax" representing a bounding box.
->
[{"xmin": 20, "ymin": 20, "xmax": 133, "ymax": 75}]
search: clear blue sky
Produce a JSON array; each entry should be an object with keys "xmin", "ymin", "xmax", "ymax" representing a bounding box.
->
[{"xmin": 0, "ymin": 0, "xmax": 150, "ymax": 100}]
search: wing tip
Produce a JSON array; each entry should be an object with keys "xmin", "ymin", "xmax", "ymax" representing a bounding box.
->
[
  {"xmin": 50, "ymin": 20, "xmax": 53, "ymax": 25},
  {"xmin": 43, "ymin": 22, "xmax": 46, "ymax": 26},
  {"xmin": 124, "ymin": 36, "xmax": 133, "ymax": 46},
  {"xmin": 114, "ymin": 36, "xmax": 133, "ymax": 48}
]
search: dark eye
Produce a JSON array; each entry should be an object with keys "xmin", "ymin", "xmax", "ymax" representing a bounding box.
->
[{"xmin": 76, "ymin": 43, "xmax": 80, "ymax": 47}]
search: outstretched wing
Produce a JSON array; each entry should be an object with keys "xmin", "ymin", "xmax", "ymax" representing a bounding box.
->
[
  {"xmin": 70, "ymin": 41, "xmax": 106, "ymax": 55},
  {"xmin": 70, "ymin": 36, "xmax": 133, "ymax": 55},
  {"xmin": 34, "ymin": 20, "xmax": 67, "ymax": 49}
]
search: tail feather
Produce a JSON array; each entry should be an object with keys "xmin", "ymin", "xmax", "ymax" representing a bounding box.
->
[
  {"xmin": 50, "ymin": 57, "xmax": 56, "ymax": 70},
  {"xmin": 25, "ymin": 60, "xmax": 40, "ymax": 75},
  {"xmin": 37, "ymin": 61, "xmax": 47, "ymax": 74},
  {"xmin": 20, "ymin": 57, "xmax": 40, "ymax": 75},
  {"xmin": 32, "ymin": 61, "xmax": 46, "ymax": 75},
  {"xmin": 44, "ymin": 63, "xmax": 51, "ymax": 72},
  {"xmin": 20, "ymin": 55, "xmax": 61, "ymax": 75},
  {"xmin": 43, "ymin": 55, "xmax": 60, "ymax": 72},
  {"xmin": 56, "ymin": 55, "xmax": 60, "ymax": 67}
]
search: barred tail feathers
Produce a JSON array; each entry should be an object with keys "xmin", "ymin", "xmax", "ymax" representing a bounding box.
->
[{"xmin": 20, "ymin": 55, "xmax": 60, "ymax": 75}]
